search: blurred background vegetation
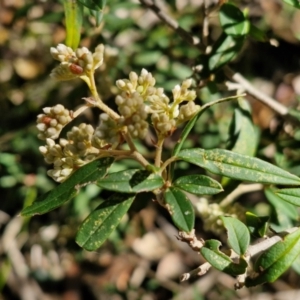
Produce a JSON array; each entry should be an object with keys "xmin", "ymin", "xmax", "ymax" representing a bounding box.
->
[{"xmin": 1, "ymin": 0, "xmax": 300, "ymax": 299}]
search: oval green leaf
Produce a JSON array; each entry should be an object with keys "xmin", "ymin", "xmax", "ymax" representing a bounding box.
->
[
  {"xmin": 208, "ymin": 33, "xmax": 244, "ymax": 71},
  {"xmin": 177, "ymin": 148, "xmax": 300, "ymax": 186},
  {"xmin": 97, "ymin": 169, "xmax": 164, "ymax": 193},
  {"xmin": 21, "ymin": 157, "xmax": 114, "ymax": 217},
  {"xmin": 173, "ymin": 175, "xmax": 223, "ymax": 195},
  {"xmin": 63, "ymin": 0, "xmax": 83, "ymax": 49},
  {"xmin": 164, "ymin": 187, "xmax": 195, "ymax": 232},
  {"xmin": 200, "ymin": 239, "xmax": 248, "ymax": 276},
  {"xmin": 219, "ymin": 3, "xmax": 250, "ymax": 36},
  {"xmin": 275, "ymin": 188, "xmax": 300, "ymax": 206},
  {"xmin": 246, "ymin": 228, "xmax": 300, "ymax": 287},
  {"xmin": 76, "ymin": 193, "xmax": 135, "ymax": 251},
  {"xmin": 220, "ymin": 216, "xmax": 250, "ymax": 256}
]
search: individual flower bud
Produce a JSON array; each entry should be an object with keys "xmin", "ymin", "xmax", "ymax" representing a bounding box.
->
[{"xmin": 37, "ymin": 104, "xmax": 72, "ymax": 140}]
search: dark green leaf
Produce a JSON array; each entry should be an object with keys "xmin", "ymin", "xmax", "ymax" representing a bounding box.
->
[
  {"xmin": 283, "ymin": 0, "xmax": 300, "ymax": 9},
  {"xmin": 63, "ymin": 0, "xmax": 83, "ymax": 49},
  {"xmin": 21, "ymin": 157, "xmax": 114, "ymax": 217},
  {"xmin": 77, "ymin": 0, "xmax": 102, "ymax": 10},
  {"xmin": 228, "ymin": 100, "xmax": 258, "ymax": 157},
  {"xmin": 208, "ymin": 33, "xmax": 244, "ymax": 71},
  {"xmin": 177, "ymin": 148, "xmax": 300, "ymax": 185},
  {"xmin": 219, "ymin": 3, "xmax": 250, "ymax": 36},
  {"xmin": 164, "ymin": 187, "xmax": 195, "ymax": 232},
  {"xmin": 97, "ymin": 169, "xmax": 164, "ymax": 193},
  {"xmin": 265, "ymin": 188, "xmax": 298, "ymax": 222},
  {"xmin": 246, "ymin": 212, "xmax": 269, "ymax": 238},
  {"xmin": 246, "ymin": 228, "xmax": 300, "ymax": 286},
  {"xmin": 248, "ymin": 24, "xmax": 268, "ymax": 42},
  {"xmin": 220, "ymin": 216, "xmax": 250, "ymax": 255},
  {"xmin": 173, "ymin": 175, "xmax": 223, "ymax": 195},
  {"xmin": 76, "ymin": 193, "xmax": 135, "ymax": 251},
  {"xmin": 200, "ymin": 239, "xmax": 248, "ymax": 276},
  {"xmin": 275, "ymin": 188, "xmax": 300, "ymax": 206},
  {"xmin": 89, "ymin": 9, "xmax": 104, "ymax": 27}
]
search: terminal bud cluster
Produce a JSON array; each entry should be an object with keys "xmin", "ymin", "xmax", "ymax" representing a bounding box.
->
[{"xmin": 37, "ymin": 43, "xmax": 201, "ymax": 182}]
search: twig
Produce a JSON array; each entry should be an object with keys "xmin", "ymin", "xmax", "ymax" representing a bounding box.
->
[
  {"xmin": 223, "ymin": 66, "xmax": 289, "ymax": 117},
  {"xmin": 180, "ymin": 262, "xmax": 211, "ymax": 282},
  {"xmin": 219, "ymin": 183, "xmax": 263, "ymax": 208},
  {"xmin": 139, "ymin": 0, "xmax": 200, "ymax": 48}
]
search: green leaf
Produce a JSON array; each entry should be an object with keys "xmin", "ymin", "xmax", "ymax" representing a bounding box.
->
[
  {"xmin": 164, "ymin": 187, "xmax": 195, "ymax": 232},
  {"xmin": 200, "ymin": 239, "xmax": 248, "ymax": 276},
  {"xmin": 248, "ymin": 24, "xmax": 267, "ymax": 42},
  {"xmin": 173, "ymin": 175, "xmax": 223, "ymax": 195},
  {"xmin": 283, "ymin": 0, "xmax": 300, "ymax": 9},
  {"xmin": 292, "ymin": 254, "xmax": 300, "ymax": 275},
  {"xmin": 228, "ymin": 100, "xmax": 258, "ymax": 157},
  {"xmin": 219, "ymin": 3, "xmax": 250, "ymax": 36},
  {"xmin": 246, "ymin": 212, "xmax": 269, "ymax": 238},
  {"xmin": 220, "ymin": 216, "xmax": 250, "ymax": 256},
  {"xmin": 76, "ymin": 193, "xmax": 135, "ymax": 251},
  {"xmin": 77, "ymin": 0, "xmax": 104, "ymax": 10},
  {"xmin": 265, "ymin": 188, "xmax": 298, "ymax": 222},
  {"xmin": 89, "ymin": 9, "xmax": 104, "ymax": 27},
  {"xmin": 177, "ymin": 148, "xmax": 300, "ymax": 185},
  {"xmin": 21, "ymin": 157, "xmax": 114, "ymax": 217},
  {"xmin": 97, "ymin": 169, "xmax": 164, "ymax": 193},
  {"xmin": 275, "ymin": 188, "xmax": 300, "ymax": 206},
  {"xmin": 208, "ymin": 33, "xmax": 244, "ymax": 71},
  {"xmin": 246, "ymin": 228, "xmax": 300, "ymax": 286},
  {"xmin": 63, "ymin": 0, "xmax": 83, "ymax": 49}
]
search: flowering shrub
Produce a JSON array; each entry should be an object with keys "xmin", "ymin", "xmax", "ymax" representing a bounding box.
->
[{"xmin": 21, "ymin": 0, "xmax": 300, "ymax": 290}]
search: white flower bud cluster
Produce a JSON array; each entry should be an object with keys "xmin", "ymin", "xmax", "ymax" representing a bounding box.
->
[
  {"xmin": 115, "ymin": 69, "xmax": 157, "ymax": 139},
  {"xmin": 50, "ymin": 43, "xmax": 105, "ymax": 81},
  {"xmin": 65, "ymin": 123, "xmax": 95, "ymax": 156},
  {"xmin": 92, "ymin": 113, "xmax": 122, "ymax": 149},
  {"xmin": 39, "ymin": 123, "xmax": 99, "ymax": 182},
  {"xmin": 172, "ymin": 79, "xmax": 196, "ymax": 104},
  {"xmin": 196, "ymin": 198, "xmax": 245, "ymax": 235},
  {"xmin": 39, "ymin": 138, "xmax": 77, "ymax": 182},
  {"xmin": 116, "ymin": 91, "xmax": 149, "ymax": 139},
  {"xmin": 116, "ymin": 69, "xmax": 156, "ymax": 97},
  {"xmin": 177, "ymin": 101, "xmax": 201, "ymax": 125},
  {"xmin": 151, "ymin": 113, "xmax": 176, "ymax": 137},
  {"xmin": 196, "ymin": 198, "xmax": 225, "ymax": 234},
  {"xmin": 36, "ymin": 104, "xmax": 72, "ymax": 140}
]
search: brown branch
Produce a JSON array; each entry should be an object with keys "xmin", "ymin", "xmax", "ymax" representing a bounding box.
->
[{"xmin": 139, "ymin": 0, "xmax": 201, "ymax": 48}]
